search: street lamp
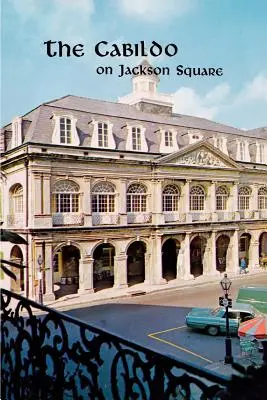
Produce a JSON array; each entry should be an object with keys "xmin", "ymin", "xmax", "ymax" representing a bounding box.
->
[
  {"xmin": 37, "ymin": 254, "xmax": 43, "ymax": 305},
  {"xmin": 220, "ymin": 273, "xmax": 233, "ymax": 364}
]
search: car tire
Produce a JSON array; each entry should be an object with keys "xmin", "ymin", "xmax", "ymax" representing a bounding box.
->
[{"xmin": 207, "ymin": 326, "xmax": 219, "ymax": 336}]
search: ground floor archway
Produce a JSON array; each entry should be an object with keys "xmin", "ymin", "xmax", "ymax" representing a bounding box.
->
[
  {"xmin": 53, "ymin": 245, "xmax": 80, "ymax": 298},
  {"xmin": 239, "ymin": 233, "xmax": 251, "ymax": 266},
  {"xmin": 259, "ymin": 232, "xmax": 267, "ymax": 267},
  {"xmin": 216, "ymin": 235, "xmax": 230, "ymax": 273},
  {"xmin": 93, "ymin": 243, "xmax": 115, "ymax": 292},
  {"xmin": 190, "ymin": 236, "xmax": 206, "ymax": 278},
  {"xmin": 127, "ymin": 241, "xmax": 146, "ymax": 286},
  {"xmin": 162, "ymin": 238, "xmax": 180, "ymax": 281},
  {"xmin": 10, "ymin": 245, "xmax": 24, "ymax": 293}
]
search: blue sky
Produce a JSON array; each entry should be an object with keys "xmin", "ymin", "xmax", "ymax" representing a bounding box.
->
[{"xmin": 2, "ymin": 0, "xmax": 267, "ymax": 129}]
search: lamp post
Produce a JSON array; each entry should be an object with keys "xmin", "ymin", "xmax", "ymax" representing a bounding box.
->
[
  {"xmin": 220, "ymin": 273, "xmax": 233, "ymax": 364},
  {"xmin": 37, "ymin": 254, "xmax": 43, "ymax": 305}
]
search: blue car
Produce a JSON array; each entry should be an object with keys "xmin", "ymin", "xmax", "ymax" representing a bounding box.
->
[{"xmin": 185, "ymin": 304, "xmax": 256, "ymax": 336}]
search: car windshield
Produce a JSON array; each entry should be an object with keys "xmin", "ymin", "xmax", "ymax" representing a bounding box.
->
[{"xmin": 210, "ymin": 307, "xmax": 221, "ymax": 316}]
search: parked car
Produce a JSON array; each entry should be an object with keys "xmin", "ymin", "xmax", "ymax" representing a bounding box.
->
[
  {"xmin": 185, "ymin": 304, "xmax": 256, "ymax": 336},
  {"xmin": 235, "ymin": 286, "xmax": 267, "ymax": 314}
]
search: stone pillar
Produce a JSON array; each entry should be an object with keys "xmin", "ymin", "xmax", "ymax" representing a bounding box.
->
[
  {"xmin": 249, "ymin": 231, "xmax": 260, "ymax": 271},
  {"xmin": 203, "ymin": 231, "xmax": 219, "ymax": 276},
  {"xmin": 182, "ymin": 180, "xmax": 191, "ymax": 223},
  {"xmin": 151, "ymin": 233, "xmax": 166, "ymax": 284},
  {"xmin": 43, "ymin": 175, "xmax": 51, "ymax": 215},
  {"xmin": 43, "ymin": 241, "xmax": 55, "ymax": 301},
  {"xmin": 251, "ymin": 184, "xmax": 259, "ymax": 218},
  {"xmin": 113, "ymin": 254, "xmax": 128, "ymax": 288},
  {"xmin": 83, "ymin": 177, "xmax": 92, "ymax": 226},
  {"xmin": 209, "ymin": 182, "xmax": 218, "ymax": 222},
  {"xmin": 119, "ymin": 179, "xmax": 127, "ymax": 225},
  {"xmin": 177, "ymin": 233, "xmax": 194, "ymax": 280},
  {"xmin": 231, "ymin": 182, "xmax": 239, "ymax": 220},
  {"xmin": 227, "ymin": 230, "xmax": 239, "ymax": 275},
  {"xmin": 144, "ymin": 251, "xmax": 152, "ymax": 285},
  {"xmin": 152, "ymin": 180, "xmax": 164, "ymax": 225},
  {"xmin": 78, "ymin": 256, "xmax": 94, "ymax": 294},
  {"xmin": 34, "ymin": 173, "xmax": 42, "ymax": 215}
]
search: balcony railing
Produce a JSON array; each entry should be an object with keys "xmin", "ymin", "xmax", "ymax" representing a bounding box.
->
[
  {"xmin": 1, "ymin": 289, "xmax": 231, "ymax": 400},
  {"xmin": 239, "ymin": 210, "xmax": 255, "ymax": 220},
  {"xmin": 190, "ymin": 212, "xmax": 211, "ymax": 222},
  {"xmin": 217, "ymin": 211, "xmax": 235, "ymax": 221},
  {"xmin": 92, "ymin": 213, "xmax": 119, "ymax": 225},
  {"xmin": 6, "ymin": 213, "xmax": 24, "ymax": 228},
  {"xmin": 52, "ymin": 212, "xmax": 84, "ymax": 226},
  {"xmin": 127, "ymin": 213, "xmax": 152, "ymax": 224},
  {"xmin": 259, "ymin": 209, "xmax": 267, "ymax": 219}
]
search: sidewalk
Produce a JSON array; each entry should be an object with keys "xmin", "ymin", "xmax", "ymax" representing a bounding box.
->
[{"xmin": 45, "ymin": 269, "xmax": 266, "ymax": 312}]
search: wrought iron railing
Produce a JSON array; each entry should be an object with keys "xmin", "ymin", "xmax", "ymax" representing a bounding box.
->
[{"xmin": 1, "ymin": 289, "xmax": 230, "ymax": 400}]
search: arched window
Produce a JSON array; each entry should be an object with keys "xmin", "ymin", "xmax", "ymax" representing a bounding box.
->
[
  {"xmin": 52, "ymin": 180, "xmax": 79, "ymax": 213},
  {"xmin": 216, "ymin": 186, "xmax": 228, "ymax": 211},
  {"xmin": 163, "ymin": 185, "xmax": 180, "ymax": 212},
  {"xmin": 92, "ymin": 182, "xmax": 115, "ymax": 213},
  {"xmin": 60, "ymin": 117, "xmax": 72, "ymax": 144},
  {"xmin": 98, "ymin": 122, "xmax": 108, "ymax": 148},
  {"xmin": 10, "ymin": 184, "xmax": 23, "ymax": 214},
  {"xmin": 190, "ymin": 186, "xmax": 205, "ymax": 211},
  {"xmin": 258, "ymin": 187, "xmax": 267, "ymax": 209},
  {"xmin": 238, "ymin": 187, "xmax": 251, "ymax": 210},
  {"xmin": 127, "ymin": 183, "xmax": 147, "ymax": 212}
]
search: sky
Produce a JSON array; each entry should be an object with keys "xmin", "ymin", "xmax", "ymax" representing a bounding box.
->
[{"xmin": 1, "ymin": 0, "xmax": 267, "ymax": 129}]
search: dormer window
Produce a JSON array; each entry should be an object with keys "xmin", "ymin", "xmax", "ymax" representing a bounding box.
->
[
  {"xmin": 132, "ymin": 127, "xmax": 141, "ymax": 150},
  {"xmin": 240, "ymin": 142, "xmax": 245, "ymax": 161},
  {"xmin": 98, "ymin": 122, "xmax": 108, "ymax": 148},
  {"xmin": 52, "ymin": 114, "xmax": 80, "ymax": 146},
  {"xmin": 160, "ymin": 129, "xmax": 178, "ymax": 153},
  {"xmin": 193, "ymin": 135, "xmax": 199, "ymax": 140},
  {"xmin": 126, "ymin": 125, "xmax": 148, "ymax": 152},
  {"xmin": 165, "ymin": 131, "xmax": 173, "ymax": 147},
  {"xmin": 12, "ymin": 117, "xmax": 22, "ymax": 148},
  {"xmin": 60, "ymin": 117, "xmax": 71, "ymax": 144},
  {"xmin": 91, "ymin": 120, "xmax": 116, "ymax": 149},
  {"xmin": 188, "ymin": 130, "xmax": 203, "ymax": 144}
]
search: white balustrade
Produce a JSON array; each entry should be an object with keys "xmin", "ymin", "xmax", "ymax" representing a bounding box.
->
[
  {"xmin": 92, "ymin": 214, "xmax": 119, "ymax": 225},
  {"xmin": 127, "ymin": 213, "xmax": 152, "ymax": 224},
  {"xmin": 7, "ymin": 214, "xmax": 25, "ymax": 228},
  {"xmin": 52, "ymin": 213, "xmax": 84, "ymax": 226}
]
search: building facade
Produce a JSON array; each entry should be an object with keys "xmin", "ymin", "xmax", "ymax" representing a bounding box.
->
[{"xmin": 1, "ymin": 62, "xmax": 267, "ymax": 301}]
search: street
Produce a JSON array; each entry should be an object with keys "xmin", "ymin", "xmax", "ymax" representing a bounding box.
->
[{"xmin": 65, "ymin": 273, "xmax": 267, "ymax": 368}]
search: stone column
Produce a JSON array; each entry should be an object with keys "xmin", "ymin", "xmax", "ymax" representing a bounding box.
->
[
  {"xmin": 231, "ymin": 182, "xmax": 239, "ymax": 220},
  {"xmin": 251, "ymin": 184, "xmax": 259, "ymax": 219},
  {"xmin": 226, "ymin": 230, "xmax": 239, "ymax": 275},
  {"xmin": 151, "ymin": 233, "xmax": 166, "ymax": 284},
  {"xmin": 249, "ymin": 231, "xmax": 260, "ymax": 271},
  {"xmin": 144, "ymin": 251, "xmax": 152, "ymax": 285},
  {"xmin": 203, "ymin": 231, "xmax": 219, "ymax": 276},
  {"xmin": 209, "ymin": 182, "xmax": 218, "ymax": 222},
  {"xmin": 78, "ymin": 256, "xmax": 94, "ymax": 294},
  {"xmin": 119, "ymin": 179, "xmax": 127, "ymax": 225},
  {"xmin": 182, "ymin": 180, "xmax": 191, "ymax": 223},
  {"xmin": 113, "ymin": 254, "xmax": 128, "ymax": 288},
  {"xmin": 83, "ymin": 177, "xmax": 92, "ymax": 226},
  {"xmin": 177, "ymin": 233, "xmax": 194, "ymax": 280},
  {"xmin": 43, "ymin": 241, "xmax": 55, "ymax": 301},
  {"xmin": 152, "ymin": 180, "xmax": 164, "ymax": 225},
  {"xmin": 43, "ymin": 175, "xmax": 51, "ymax": 215},
  {"xmin": 33, "ymin": 173, "xmax": 42, "ymax": 215}
]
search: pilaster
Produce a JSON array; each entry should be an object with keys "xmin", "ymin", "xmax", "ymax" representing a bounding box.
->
[
  {"xmin": 78, "ymin": 256, "xmax": 94, "ymax": 294},
  {"xmin": 43, "ymin": 175, "xmax": 51, "ymax": 214},
  {"xmin": 119, "ymin": 179, "xmax": 127, "ymax": 225},
  {"xmin": 182, "ymin": 180, "xmax": 192, "ymax": 222},
  {"xmin": 151, "ymin": 233, "xmax": 166, "ymax": 284},
  {"xmin": 203, "ymin": 231, "xmax": 220, "ymax": 276},
  {"xmin": 83, "ymin": 177, "xmax": 92, "ymax": 226},
  {"xmin": 227, "ymin": 230, "xmax": 239, "ymax": 274},
  {"xmin": 177, "ymin": 233, "xmax": 194, "ymax": 280},
  {"xmin": 230, "ymin": 182, "xmax": 240, "ymax": 220},
  {"xmin": 113, "ymin": 254, "xmax": 128, "ymax": 288},
  {"xmin": 209, "ymin": 182, "xmax": 218, "ymax": 222},
  {"xmin": 152, "ymin": 180, "xmax": 164, "ymax": 225},
  {"xmin": 43, "ymin": 241, "xmax": 55, "ymax": 301}
]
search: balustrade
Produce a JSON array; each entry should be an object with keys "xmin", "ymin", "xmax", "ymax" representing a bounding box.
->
[{"xmin": 52, "ymin": 213, "xmax": 84, "ymax": 226}]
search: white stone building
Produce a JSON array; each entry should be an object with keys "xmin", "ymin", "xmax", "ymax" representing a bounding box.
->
[{"xmin": 1, "ymin": 61, "xmax": 267, "ymax": 301}]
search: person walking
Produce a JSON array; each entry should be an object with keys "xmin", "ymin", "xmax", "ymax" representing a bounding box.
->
[{"xmin": 240, "ymin": 257, "xmax": 248, "ymax": 274}]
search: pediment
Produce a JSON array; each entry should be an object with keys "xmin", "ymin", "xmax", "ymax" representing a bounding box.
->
[{"xmin": 157, "ymin": 141, "xmax": 242, "ymax": 170}]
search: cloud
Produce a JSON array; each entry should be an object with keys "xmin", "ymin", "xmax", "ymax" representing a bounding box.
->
[
  {"xmin": 237, "ymin": 73, "xmax": 267, "ymax": 103},
  {"xmin": 116, "ymin": 0, "xmax": 196, "ymax": 22},
  {"xmin": 173, "ymin": 84, "xmax": 230, "ymax": 120}
]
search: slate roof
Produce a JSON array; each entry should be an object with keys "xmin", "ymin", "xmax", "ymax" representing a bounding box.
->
[{"xmin": 1, "ymin": 94, "xmax": 266, "ymax": 153}]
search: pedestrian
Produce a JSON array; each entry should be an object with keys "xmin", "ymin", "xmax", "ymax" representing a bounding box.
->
[{"xmin": 240, "ymin": 257, "xmax": 247, "ymax": 274}]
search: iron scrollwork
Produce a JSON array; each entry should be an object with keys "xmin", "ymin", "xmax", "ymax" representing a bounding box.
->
[{"xmin": 1, "ymin": 289, "xmax": 229, "ymax": 399}]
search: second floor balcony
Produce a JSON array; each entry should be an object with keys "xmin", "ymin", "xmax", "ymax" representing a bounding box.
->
[
  {"xmin": 6, "ymin": 213, "xmax": 25, "ymax": 228},
  {"xmin": 52, "ymin": 212, "xmax": 84, "ymax": 226}
]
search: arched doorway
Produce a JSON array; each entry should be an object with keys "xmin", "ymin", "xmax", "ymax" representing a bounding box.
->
[
  {"xmin": 259, "ymin": 232, "xmax": 267, "ymax": 267},
  {"xmin": 239, "ymin": 233, "xmax": 251, "ymax": 266},
  {"xmin": 93, "ymin": 243, "xmax": 115, "ymax": 292},
  {"xmin": 190, "ymin": 236, "xmax": 206, "ymax": 278},
  {"xmin": 127, "ymin": 241, "xmax": 146, "ymax": 286},
  {"xmin": 162, "ymin": 239, "xmax": 180, "ymax": 281},
  {"xmin": 10, "ymin": 246, "xmax": 24, "ymax": 292},
  {"xmin": 216, "ymin": 235, "xmax": 230, "ymax": 273},
  {"xmin": 53, "ymin": 245, "xmax": 80, "ymax": 299}
]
